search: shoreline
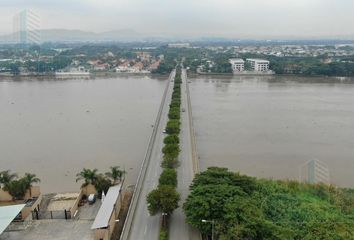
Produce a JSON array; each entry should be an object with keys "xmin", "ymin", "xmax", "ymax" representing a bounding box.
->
[{"xmin": 1, "ymin": 71, "xmax": 354, "ymax": 82}]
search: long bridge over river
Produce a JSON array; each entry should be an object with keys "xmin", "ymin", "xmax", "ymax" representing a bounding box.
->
[{"xmin": 120, "ymin": 69, "xmax": 200, "ymax": 240}]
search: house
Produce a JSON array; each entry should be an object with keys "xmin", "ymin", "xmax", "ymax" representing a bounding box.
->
[{"xmin": 132, "ymin": 62, "xmax": 144, "ymax": 72}]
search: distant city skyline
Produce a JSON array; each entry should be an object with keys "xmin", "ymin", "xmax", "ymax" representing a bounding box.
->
[{"xmin": 1, "ymin": 0, "xmax": 354, "ymax": 39}]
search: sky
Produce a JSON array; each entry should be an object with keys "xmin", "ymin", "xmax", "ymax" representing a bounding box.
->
[{"xmin": 0, "ymin": 0, "xmax": 354, "ymax": 39}]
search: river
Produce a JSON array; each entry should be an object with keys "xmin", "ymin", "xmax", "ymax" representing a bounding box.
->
[
  {"xmin": 189, "ymin": 75, "xmax": 354, "ymax": 188},
  {"xmin": 0, "ymin": 75, "xmax": 166, "ymax": 193}
]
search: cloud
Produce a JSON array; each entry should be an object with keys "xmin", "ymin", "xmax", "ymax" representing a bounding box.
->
[{"xmin": 0, "ymin": 0, "xmax": 354, "ymax": 38}]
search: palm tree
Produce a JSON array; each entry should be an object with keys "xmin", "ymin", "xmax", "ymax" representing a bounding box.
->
[
  {"xmin": 105, "ymin": 166, "xmax": 126, "ymax": 185},
  {"xmin": 0, "ymin": 170, "xmax": 18, "ymax": 189},
  {"xmin": 23, "ymin": 173, "xmax": 40, "ymax": 198},
  {"xmin": 4, "ymin": 179, "xmax": 27, "ymax": 200},
  {"xmin": 76, "ymin": 168, "xmax": 98, "ymax": 187}
]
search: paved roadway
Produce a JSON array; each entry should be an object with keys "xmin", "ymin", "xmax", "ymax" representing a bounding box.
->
[
  {"xmin": 169, "ymin": 68, "xmax": 200, "ymax": 240},
  {"xmin": 123, "ymin": 70, "xmax": 175, "ymax": 240}
]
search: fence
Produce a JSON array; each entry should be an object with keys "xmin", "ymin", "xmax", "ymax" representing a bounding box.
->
[{"xmin": 32, "ymin": 209, "xmax": 71, "ymax": 220}]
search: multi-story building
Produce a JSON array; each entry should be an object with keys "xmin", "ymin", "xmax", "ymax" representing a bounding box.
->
[
  {"xmin": 229, "ymin": 58, "xmax": 245, "ymax": 72},
  {"xmin": 13, "ymin": 10, "xmax": 41, "ymax": 45},
  {"xmin": 246, "ymin": 59, "xmax": 270, "ymax": 72}
]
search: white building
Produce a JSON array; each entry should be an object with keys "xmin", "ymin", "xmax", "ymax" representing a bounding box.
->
[
  {"xmin": 229, "ymin": 58, "xmax": 245, "ymax": 72},
  {"xmin": 246, "ymin": 59, "xmax": 270, "ymax": 72},
  {"xmin": 168, "ymin": 43, "xmax": 190, "ymax": 48},
  {"xmin": 13, "ymin": 10, "xmax": 41, "ymax": 45}
]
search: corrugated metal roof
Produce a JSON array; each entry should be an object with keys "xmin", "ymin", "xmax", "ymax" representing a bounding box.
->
[
  {"xmin": 91, "ymin": 184, "xmax": 122, "ymax": 229},
  {"xmin": 0, "ymin": 204, "xmax": 26, "ymax": 234}
]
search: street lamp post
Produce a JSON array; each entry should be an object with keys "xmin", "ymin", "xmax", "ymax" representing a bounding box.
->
[
  {"xmin": 162, "ymin": 212, "xmax": 168, "ymax": 227},
  {"xmin": 202, "ymin": 219, "xmax": 215, "ymax": 240}
]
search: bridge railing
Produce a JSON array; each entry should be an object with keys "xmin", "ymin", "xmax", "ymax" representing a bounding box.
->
[{"xmin": 184, "ymin": 69, "xmax": 200, "ymax": 174}]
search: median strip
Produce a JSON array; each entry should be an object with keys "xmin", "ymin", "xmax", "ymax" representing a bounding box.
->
[{"xmin": 146, "ymin": 66, "xmax": 183, "ymax": 240}]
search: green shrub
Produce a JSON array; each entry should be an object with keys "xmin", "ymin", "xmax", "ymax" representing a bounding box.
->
[
  {"xmin": 159, "ymin": 168, "xmax": 177, "ymax": 187},
  {"xmin": 166, "ymin": 120, "xmax": 180, "ymax": 134},
  {"xmin": 168, "ymin": 109, "xmax": 180, "ymax": 119},
  {"xmin": 163, "ymin": 135, "xmax": 180, "ymax": 144},
  {"xmin": 160, "ymin": 228, "xmax": 168, "ymax": 240},
  {"xmin": 162, "ymin": 144, "xmax": 180, "ymax": 159}
]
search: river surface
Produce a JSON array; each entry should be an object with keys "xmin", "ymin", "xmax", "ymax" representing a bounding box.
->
[
  {"xmin": 189, "ymin": 75, "xmax": 354, "ymax": 188},
  {"xmin": 0, "ymin": 75, "xmax": 166, "ymax": 193}
]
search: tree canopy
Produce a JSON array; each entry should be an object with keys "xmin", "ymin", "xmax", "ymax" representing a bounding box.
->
[
  {"xmin": 184, "ymin": 167, "xmax": 354, "ymax": 240},
  {"xmin": 147, "ymin": 185, "xmax": 180, "ymax": 216}
]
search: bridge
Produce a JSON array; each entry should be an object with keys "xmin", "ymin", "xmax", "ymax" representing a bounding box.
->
[{"xmin": 120, "ymin": 68, "xmax": 200, "ymax": 240}]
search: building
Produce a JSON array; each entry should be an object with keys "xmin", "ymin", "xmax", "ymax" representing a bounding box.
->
[
  {"xmin": 168, "ymin": 43, "xmax": 190, "ymax": 48},
  {"xmin": 91, "ymin": 184, "xmax": 123, "ymax": 240},
  {"xmin": 0, "ymin": 186, "xmax": 42, "ymax": 221},
  {"xmin": 136, "ymin": 52, "xmax": 151, "ymax": 62},
  {"xmin": 246, "ymin": 59, "xmax": 270, "ymax": 72},
  {"xmin": 229, "ymin": 58, "xmax": 245, "ymax": 72},
  {"xmin": 13, "ymin": 9, "xmax": 41, "ymax": 45},
  {"xmin": 299, "ymin": 159, "xmax": 330, "ymax": 185}
]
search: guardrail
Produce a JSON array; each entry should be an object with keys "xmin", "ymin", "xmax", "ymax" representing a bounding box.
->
[
  {"xmin": 120, "ymin": 70, "xmax": 175, "ymax": 240},
  {"xmin": 184, "ymin": 69, "xmax": 200, "ymax": 174}
]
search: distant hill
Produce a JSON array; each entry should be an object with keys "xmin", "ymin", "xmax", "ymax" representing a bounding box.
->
[{"xmin": 0, "ymin": 28, "xmax": 144, "ymax": 43}]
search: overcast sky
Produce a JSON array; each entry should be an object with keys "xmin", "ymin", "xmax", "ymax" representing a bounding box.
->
[{"xmin": 1, "ymin": 0, "xmax": 354, "ymax": 38}]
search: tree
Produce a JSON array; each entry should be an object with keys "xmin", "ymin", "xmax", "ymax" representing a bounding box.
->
[
  {"xmin": 159, "ymin": 169, "xmax": 177, "ymax": 187},
  {"xmin": 184, "ymin": 184, "xmax": 245, "ymax": 234},
  {"xmin": 190, "ymin": 167, "xmax": 257, "ymax": 194},
  {"xmin": 105, "ymin": 166, "xmax": 126, "ymax": 185},
  {"xmin": 0, "ymin": 170, "xmax": 18, "ymax": 189},
  {"xmin": 95, "ymin": 174, "xmax": 112, "ymax": 197},
  {"xmin": 184, "ymin": 167, "xmax": 354, "ymax": 239},
  {"xmin": 23, "ymin": 173, "xmax": 40, "ymax": 198},
  {"xmin": 166, "ymin": 120, "xmax": 181, "ymax": 134},
  {"xmin": 76, "ymin": 168, "xmax": 98, "ymax": 187},
  {"xmin": 168, "ymin": 108, "xmax": 180, "ymax": 120},
  {"xmin": 162, "ymin": 153, "xmax": 179, "ymax": 168},
  {"xmin": 162, "ymin": 144, "xmax": 180, "ymax": 159},
  {"xmin": 163, "ymin": 135, "xmax": 180, "ymax": 145},
  {"xmin": 4, "ymin": 179, "xmax": 27, "ymax": 200},
  {"xmin": 147, "ymin": 185, "xmax": 180, "ymax": 216}
]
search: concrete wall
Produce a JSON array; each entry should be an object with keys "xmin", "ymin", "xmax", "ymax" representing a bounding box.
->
[
  {"xmin": 0, "ymin": 186, "xmax": 41, "ymax": 201},
  {"xmin": 81, "ymin": 184, "xmax": 97, "ymax": 196},
  {"xmin": 24, "ymin": 186, "xmax": 40, "ymax": 199},
  {"xmin": 70, "ymin": 189, "xmax": 84, "ymax": 218},
  {"xmin": 22, "ymin": 194, "xmax": 42, "ymax": 220},
  {"xmin": 0, "ymin": 188, "xmax": 13, "ymax": 201},
  {"xmin": 95, "ymin": 228, "xmax": 109, "ymax": 240}
]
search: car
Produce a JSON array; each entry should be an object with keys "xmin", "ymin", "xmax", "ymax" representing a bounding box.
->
[
  {"xmin": 88, "ymin": 194, "xmax": 96, "ymax": 204},
  {"xmin": 182, "ymin": 108, "xmax": 186, "ymax": 112},
  {"xmin": 162, "ymin": 129, "xmax": 167, "ymax": 133}
]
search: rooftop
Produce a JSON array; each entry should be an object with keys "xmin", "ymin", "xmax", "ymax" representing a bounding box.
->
[
  {"xmin": 246, "ymin": 58, "xmax": 270, "ymax": 63},
  {"xmin": 0, "ymin": 204, "xmax": 25, "ymax": 235},
  {"xmin": 91, "ymin": 184, "xmax": 122, "ymax": 229}
]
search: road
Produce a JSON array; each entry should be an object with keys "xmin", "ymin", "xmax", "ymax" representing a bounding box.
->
[
  {"xmin": 169, "ymin": 68, "xmax": 200, "ymax": 240},
  {"xmin": 121, "ymin": 70, "xmax": 175, "ymax": 240}
]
